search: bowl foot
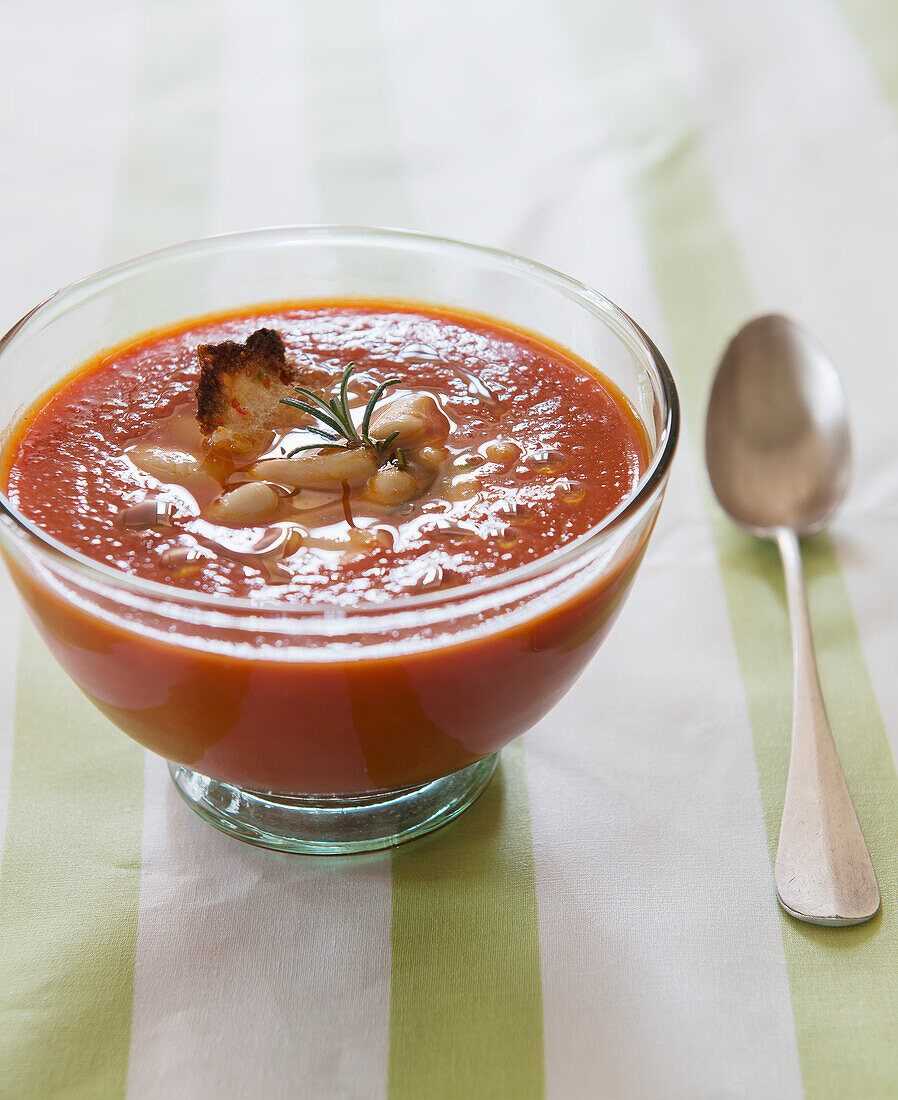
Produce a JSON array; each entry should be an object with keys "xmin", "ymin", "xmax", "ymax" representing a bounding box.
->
[{"xmin": 167, "ymin": 754, "xmax": 499, "ymax": 855}]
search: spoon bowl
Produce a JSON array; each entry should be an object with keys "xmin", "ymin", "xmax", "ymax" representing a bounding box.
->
[
  {"xmin": 706, "ymin": 314, "xmax": 852, "ymax": 537},
  {"xmin": 705, "ymin": 313, "xmax": 879, "ymax": 927}
]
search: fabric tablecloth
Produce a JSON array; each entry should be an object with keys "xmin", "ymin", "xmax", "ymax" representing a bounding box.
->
[{"xmin": 3, "ymin": 1, "xmax": 898, "ymax": 1096}]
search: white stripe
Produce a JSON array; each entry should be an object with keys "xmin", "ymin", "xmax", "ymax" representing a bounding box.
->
[
  {"xmin": 125, "ymin": 4, "xmax": 392, "ymax": 1095},
  {"xmin": 649, "ymin": 0, "xmax": 898, "ymax": 762},
  {"xmin": 529, "ymin": 447, "xmax": 804, "ymax": 1100},
  {"xmin": 381, "ymin": 0, "xmax": 630, "ymax": 263},
  {"xmin": 208, "ymin": 0, "xmax": 318, "ymax": 234},
  {"xmin": 126, "ymin": 756, "xmax": 391, "ymax": 1099},
  {"xmin": 0, "ymin": 0, "xmax": 139, "ymax": 333},
  {"xmin": 388, "ymin": 0, "xmax": 802, "ymax": 1094}
]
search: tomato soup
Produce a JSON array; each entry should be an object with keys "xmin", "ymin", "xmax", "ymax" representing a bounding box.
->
[{"xmin": 2, "ymin": 302, "xmax": 650, "ymax": 793}]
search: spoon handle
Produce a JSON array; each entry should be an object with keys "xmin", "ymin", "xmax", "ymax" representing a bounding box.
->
[{"xmin": 773, "ymin": 528, "xmax": 880, "ymax": 926}]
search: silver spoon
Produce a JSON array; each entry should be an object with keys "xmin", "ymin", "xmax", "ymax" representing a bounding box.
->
[{"xmin": 705, "ymin": 313, "xmax": 880, "ymax": 926}]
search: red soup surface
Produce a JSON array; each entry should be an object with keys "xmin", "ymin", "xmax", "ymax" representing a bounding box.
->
[{"xmin": 3, "ymin": 302, "xmax": 650, "ymax": 793}]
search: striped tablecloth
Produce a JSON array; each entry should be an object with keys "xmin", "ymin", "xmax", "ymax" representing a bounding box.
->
[{"xmin": 2, "ymin": 1, "xmax": 898, "ymax": 1096}]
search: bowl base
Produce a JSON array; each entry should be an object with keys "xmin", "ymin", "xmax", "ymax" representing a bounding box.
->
[{"xmin": 167, "ymin": 754, "xmax": 499, "ymax": 855}]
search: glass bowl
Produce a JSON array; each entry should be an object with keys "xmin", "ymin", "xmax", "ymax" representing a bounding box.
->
[{"xmin": 0, "ymin": 227, "xmax": 679, "ymax": 854}]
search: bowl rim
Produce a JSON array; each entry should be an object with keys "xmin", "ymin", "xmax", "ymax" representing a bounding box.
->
[{"xmin": 0, "ymin": 224, "xmax": 680, "ymax": 619}]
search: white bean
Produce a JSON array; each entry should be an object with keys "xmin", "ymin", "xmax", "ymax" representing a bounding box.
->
[
  {"xmin": 208, "ymin": 481, "xmax": 279, "ymax": 524},
  {"xmin": 483, "ymin": 439, "xmax": 521, "ymax": 466},
  {"xmin": 368, "ymin": 394, "xmax": 450, "ymax": 450},
  {"xmin": 442, "ymin": 474, "xmax": 481, "ymax": 501},
  {"xmin": 160, "ymin": 547, "xmax": 209, "ymax": 576},
  {"xmin": 363, "ymin": 466, "xmax": 422, "ymax": 506},
  {"xmin": 415, "ymin": 444, "xmax": 449, "ymax": 471},
  {"xmin": 117, "ymin": 499, "xmax": 175, "ymax": 530},
  {"xmin": 252, "ymin": 447, "xmax": 378, "ymax": 489},
  {"xmin": 127, "ymin": 444, "xmax": 202, "ymax": 482},
  {"xmin": 288, "ymin": 488, "xmax": 340, "ymax": 512}
]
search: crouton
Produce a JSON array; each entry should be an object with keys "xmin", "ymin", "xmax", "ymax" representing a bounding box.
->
[{"xmin": 196, "ymin": 328, "xmax": 303, "ymax": 454}]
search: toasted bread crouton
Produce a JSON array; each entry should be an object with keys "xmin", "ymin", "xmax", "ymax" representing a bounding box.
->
[{"xmin": 196, "ymin": 328, "xmax": 303, "ymax": 454}]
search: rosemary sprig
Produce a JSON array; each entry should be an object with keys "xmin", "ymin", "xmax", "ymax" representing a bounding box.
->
[{"xmin": 281, "ymin": 364, "xmax": 400, "ymax": 458}]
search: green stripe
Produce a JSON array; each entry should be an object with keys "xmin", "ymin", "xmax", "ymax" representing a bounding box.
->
[
  {"xmin": 296, "ymin": 4, "xmax": 544, "ymax": 1094},
  {"xmin": 389, "ymin": 747, "xmax": 544, "ymax": 1099},
  {"xmin": 564, "ymin": 1, "xmax": 898, "ymax": 1094},
  {"xmin": 0, "ymin": 622, "xmax": 144, "ymax": 1097},
  {"xmin": 834, "ymin": 0, "xmax": 898, "ymax": 113},
  {"xmin": 0, "ymin": 0, "xmax": 220, "ymax": 1094}
]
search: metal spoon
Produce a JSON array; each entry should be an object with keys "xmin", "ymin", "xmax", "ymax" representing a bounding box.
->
[{"xmin": 705, "ymin": 314, "xmax": 880, "ymax": 926}]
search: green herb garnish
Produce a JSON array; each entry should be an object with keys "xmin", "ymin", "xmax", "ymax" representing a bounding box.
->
[{"xmin": 281, "ymin": 363, "xmax": 401, "ymax": 457}]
